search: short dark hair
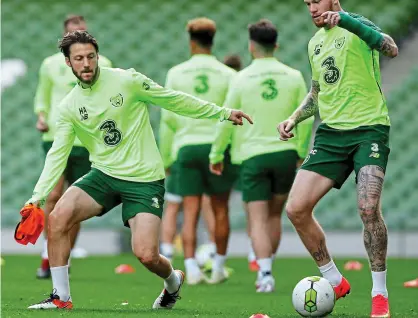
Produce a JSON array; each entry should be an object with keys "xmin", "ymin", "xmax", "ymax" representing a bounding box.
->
[
  {"xmin": 248, "ymin": 19, "xmax": 278, "ymax": 49},
  {"xmin": 63, "ymin": 14, "xmax": 85, "ymax": 30},
  {"xmin": 58, "ymin": 30, "xmax": 99, "ymax": 58},
  {"xmin": 224, "ymin": 54, "xmax": 242, "ymax": 72},
  {"xmin": 187, "ymin": 17, "xmax": 216, "ymax": 48}
]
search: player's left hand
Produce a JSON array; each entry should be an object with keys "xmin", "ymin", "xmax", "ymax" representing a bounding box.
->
[
  {"xmin": 209, "ymin": 162, "xmax": 224, "ymax": 176},
  {"xmin": 228, "ymin": 110, "xmax": 253, "ymax": 126},
  {"xmin": 321, "ymin": 11, "xmax": 341, "ymax": 27}
]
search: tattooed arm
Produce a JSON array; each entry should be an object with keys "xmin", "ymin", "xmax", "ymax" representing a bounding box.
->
[
  {"xmin": 277, "ymin": 80, "xmax": 319, "ymax": 141},
  {"xmin": 379, "ymin": 33, "xmax": 399, "ymax": 58},
  {"xmin": 326, "ymin": 12, "xmax": 399, "ymax": 59},
  {"xmin": 290, "ymin": 80, "xmax": 320, "ymax": 124}
]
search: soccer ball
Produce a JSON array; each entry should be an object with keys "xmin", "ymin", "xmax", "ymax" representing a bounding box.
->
[
  {"xmin": 292, "ymin": 276, "xmax": 336, "ymax": 317},
  {"xmin": 196, "ymin": 243, "xmax": 214, "ymax": 267}
]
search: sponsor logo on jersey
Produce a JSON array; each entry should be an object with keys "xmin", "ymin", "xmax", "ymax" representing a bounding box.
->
[
  {"xmin": 142, "ymin": 82, "xmax": 150, "ymax": 90},
  {"xmin": 79, "ymin": 107, "xmax": 88, "ymax": 121},
  {"xmin": 314, "ymin": 42, "xmax": 323, "ymax": 55}
]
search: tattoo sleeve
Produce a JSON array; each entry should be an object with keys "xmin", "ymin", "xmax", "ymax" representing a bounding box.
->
[
  {"xmin": 357, "ymin": 165, "xmax": 388, "ymax": 272},
  {"xmin": 378, "ymin": 33, "xmax": 399, "ymax": 58},
  {"xmin": 290, "ymin": 80, "xmax": 320, "ymax": 125}
]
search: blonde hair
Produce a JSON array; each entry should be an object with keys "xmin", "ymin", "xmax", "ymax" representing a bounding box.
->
[{"xmin": 186, "ymin": 17, "xmax": 216, "ymax": 47}]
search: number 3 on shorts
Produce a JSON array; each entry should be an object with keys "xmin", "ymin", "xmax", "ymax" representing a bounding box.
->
[{"xmin": 371, "ymin": 143, "xmax": 379, "ymax": 152}]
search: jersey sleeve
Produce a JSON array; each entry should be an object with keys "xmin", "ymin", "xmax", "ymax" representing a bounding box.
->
[
  {"xmin": 308, "ymin": 42, "xmax": 320, "ymax": 82},
  {"xmin": 34, "ymin": 59, "xmax": 52, "ymax": 115},
  {"xmin": 209, "ymin": 76, "xmax": 240, "ymax": 164},
  {"xmin": 294, "ymin": 73, "xmax": 314, "ymax": 159},
  {"xmin": 131, "ymin": 71, "xmax": 232, "ymax": 121},
  {"xmin": 28, "ymin": 104, "xmax": 76, "ymax": 205},
  {"xmin": 158, "ymin": 109, "xmax": 178, "ymax": 168}
]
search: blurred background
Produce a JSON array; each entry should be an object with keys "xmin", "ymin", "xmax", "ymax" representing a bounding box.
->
[{"xmin": 2, "ymin": 0, "xmax": 418, "ymax": 257}]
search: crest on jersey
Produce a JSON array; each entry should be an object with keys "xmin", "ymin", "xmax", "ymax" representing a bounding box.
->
[
  {"xmin": 314, "ymin": 41, "xmax": 323, "ymax": 55},
  {"xmin": 110, "ymin": 93, "xmax": 124, "ymax": 107},
  {"xmin": 334, "ymin": 37, "xmax": 346, "ymax": 50}
]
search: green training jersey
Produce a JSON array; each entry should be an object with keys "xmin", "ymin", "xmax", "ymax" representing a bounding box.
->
[
  {"xmin": 34, "ymin": 52, "xmax": 113, "ymax": 145},
  {"xmin": 210, "ymin": 58, "xmax": 314, "ymax": 165},
  {"xmin": 29, "ymin": 67, "xmax": 232, "ymax": 203},
  {"xmin": 159, "ymin": 54, "xmax": 236, "ymax": 168},
  {"xmin": 308, "ymin": 17, "xmax": 390, "ymax": 130}
]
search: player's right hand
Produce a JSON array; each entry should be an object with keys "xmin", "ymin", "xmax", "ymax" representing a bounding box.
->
[
  {"xmin": 36, "ymin": 114, "xmax": 49, "ymax": 132},
  {"xmin": 228, "ymin": 110, "xmax": 253, "ymax": 126},
  {"xmin": 277, "ymin": 119, "xmax": 296, "ymax": 141},
  {"xmin": 209, "ymin": 162, "xmax": 224, "ymax": 176},
  {"xmin": 24, "ymin": 200, "xmax": 40, "ymax": 208}
]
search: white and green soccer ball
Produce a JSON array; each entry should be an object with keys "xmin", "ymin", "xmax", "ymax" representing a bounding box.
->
[{"xmin": 292, "ymin": 276, "xmax": 336, "ymax": 317}]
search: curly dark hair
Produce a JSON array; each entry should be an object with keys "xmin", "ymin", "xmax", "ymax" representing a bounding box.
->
[{"xmin": 58, "ymin": 30, "xmax": 99, "ymax": 58}]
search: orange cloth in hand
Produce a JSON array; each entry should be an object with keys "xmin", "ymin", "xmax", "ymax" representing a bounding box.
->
[{"xmin": 14, "ymin": 204, "xmax": 44, "ymax": 245}]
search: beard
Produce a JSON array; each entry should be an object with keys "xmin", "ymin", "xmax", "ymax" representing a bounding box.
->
[{"xmin": 72, "ymin": 65, "xmax": 99, "ymax": 85}]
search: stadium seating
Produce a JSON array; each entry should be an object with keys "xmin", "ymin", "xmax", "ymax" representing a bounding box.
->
[{"xmin": 2, "ymin": 0, "xmax": 418, "ymax": 229}]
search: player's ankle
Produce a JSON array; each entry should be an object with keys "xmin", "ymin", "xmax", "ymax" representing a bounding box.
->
[
  {"xmin": 184, "ymin": 258, "xmax": 200, "ymax": 276},
  {"xmin": 164, "ymin": 269, "xmax": 181, "ymax": 293},
  {"xmin": 371, "ymin": 270, "xmax": 388, "ymax": 298},
  {"xmin": 212, "ymin": 254, "xmax": 226, "ymax": 273},
  {"xmin": 50, "ymin": 265, "xmax": 70, "ymax": 301},
  {"xmin": 257, "ymin": 257, "xmax": 273, "ymax": 275},
  {"xmin": 318, "ymin": 260, "xmax": 343, "ymax": 286}
]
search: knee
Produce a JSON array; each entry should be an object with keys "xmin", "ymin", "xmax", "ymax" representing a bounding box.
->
[
  {"xmin": 358, "ymin": 200, "xmax": 381, "ymax": 223},
  {"xmin": 286, "ymin": 200, "xmax": 312, "ymax": 227},
  {"xmin": 48, "ymin": 204, "xmax": 72, "ymax": 235},
  {"xmin": 133, "ymin": 246, "xmax": 159, "ymax": 267}
]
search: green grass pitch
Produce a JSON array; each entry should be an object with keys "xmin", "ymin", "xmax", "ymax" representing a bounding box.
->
[{"xmin": 1, "ymin": 255, "xmax": 417, "ymax": 317}]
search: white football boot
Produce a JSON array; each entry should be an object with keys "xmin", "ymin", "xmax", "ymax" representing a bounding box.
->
[{"xmin": 153, "ymin": 270, "xmax": 185, "ymax": 309}]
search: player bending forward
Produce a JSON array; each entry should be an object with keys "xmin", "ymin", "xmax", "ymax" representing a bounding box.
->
[
  {"xmin": 25, "ymin": 30, "xmax": 251, "ymax": 310},
  {"xmin": 34, "ymin": 14, "xmax": 112, "ymax": 279},
  {"xmin": 278, "ymin": 1, "xmax": 398, "ymax": 317}
]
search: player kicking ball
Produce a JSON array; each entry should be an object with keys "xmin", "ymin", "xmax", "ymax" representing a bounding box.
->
[
  {"xmin": 24, "ymin": 30, "xmax": 251, "ymax": 310},
  {"xmin": 278, "ymin": 1, "xmax": 398, "ymax": 317}
]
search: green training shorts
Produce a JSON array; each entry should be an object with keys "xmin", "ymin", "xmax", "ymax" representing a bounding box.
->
[
  {"xmin": 301, "ymin": 124, "xmax": 390, "ymax": 189},
  {"xmin": 241, "ymin": 150, "xmax": 298, "ymax": 202},
  {"xmin": 176, "ymin": 144, "xmax": 239, "ymax": 196},
  {"xmin": 164, "ymin": 161, "xmax": 183, "ymax": 203},
  {"xmin": 74, "ymin": 168, "xmax": 165, "ymax": 227}
]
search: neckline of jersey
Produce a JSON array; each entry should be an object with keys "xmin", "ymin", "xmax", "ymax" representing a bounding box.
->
[
  {"xmin": 190, "ymin": 54, "xmax": 217, "ymax": 60},
  {"xmin": 251, "ymin": 57, "xmax": 277, "ymax": 64}
]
